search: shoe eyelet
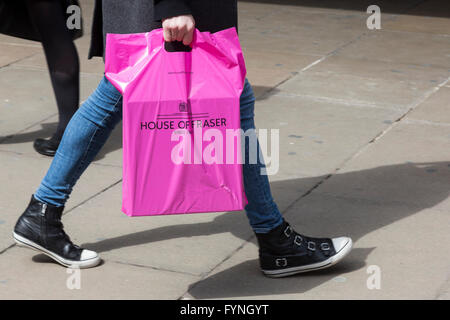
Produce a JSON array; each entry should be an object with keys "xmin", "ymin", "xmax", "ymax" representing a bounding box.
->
[
  {"xmin": 294, "ymin": 235, "xmax": 303, "ymax": 246},
  {"xmin": 320, "ymin": 243, "xmax": 330, "ymax": 251},
  {"xmin": 307, "ymin": 241, "xmax": 316, "ymax": 251}
]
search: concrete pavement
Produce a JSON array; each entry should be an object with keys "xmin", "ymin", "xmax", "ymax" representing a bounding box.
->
[{"xmin": 0, "ymin": 0, "xmax": 449, "ymax": 299}]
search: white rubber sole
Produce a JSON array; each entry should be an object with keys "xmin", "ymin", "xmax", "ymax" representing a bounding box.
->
[
  {"xmin": 261, "ymin": 238, "xmax": 353, "ymax": 278},
  {"xmin": 13, "ymin": 232, "xmax": 101, "ymax": 269}
]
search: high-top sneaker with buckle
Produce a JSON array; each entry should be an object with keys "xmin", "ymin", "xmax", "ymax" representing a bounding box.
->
[
  {"xmin": 256, "ymin": 220, "xmax": 352, "ymax": 277},
  {"xmin": 13, "ymin": 196, "xmax": 100, "ymax": 268}
]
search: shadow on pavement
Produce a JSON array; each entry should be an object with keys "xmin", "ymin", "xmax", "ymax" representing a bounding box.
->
[
  {"xmin": 0, "ymin": 122, "xmax": 57, "ymax": 144},
  {"xmin": 74, "ymin": 161, "xmax": 448, "ymax": 298},
  {"xmin": 252, "ymin": 85, "xmax": 281, "ymax": 101},
  {"xmin": 242, "ymin": 0, "xmax": 450, "ymax": 18},
  {"xmin": 187, "ymin": 247, "xmax": 373, "ymax": 299},
  {"xmin": 0, "ymin": 121, "xmax": 123, "ymax": 162}
]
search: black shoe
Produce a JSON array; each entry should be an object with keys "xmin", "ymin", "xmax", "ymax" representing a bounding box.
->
[
  {"xmin": 13, "ymin": 196, "xmax": 100, "ymax": 268},
  {"xmin": 256, "ymin": 220, "xmax": 352, "ymax": 277},
  {"xmin": 33, "ymin": 137, "xmax": 60, "ymax": 157}
]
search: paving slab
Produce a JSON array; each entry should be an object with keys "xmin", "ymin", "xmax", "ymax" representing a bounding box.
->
[
  {"xmin": 0, "ymin": 151, "xmax": 122, "ymax": 252},
  {"xmin": 437, "ymin": 279, "xmax": 450, "ymax": 300},
  {"xmin": 242, "ymin": 0, "xmax": 424, "ymax": 15},
  {"xmin": 243, "ymin": 50, "xmax": 320, "ymax": 97},
  {"xmin": 383, "ymin": 0, "xmax": 450, "ymax": 35},
  {"xmin": 237, "ymin": 5, "xmax": 371, "ymax": 57},
  {"xmin": 243, "ymin": 7, "xmax": 367, "ymax": 37},
  {"xmin": 384, "ymin": 14, "xmax": 450, "ymax": 36},
  {"xmin": 335, "ymin": 30, "xmax": 450, "ymax": 68},
  {"xmin": 253, "ymin": 94, "xmax": 404, "ymax": 177},
  {"xmin": 239, "ymin": 0, "xmax": 405, "ymax": 23},
  {"xmin": 0, "ymin": 43, "xmax": 41, "ymax": 68},
  {"xmin": 406, "ymin": 86, "xmax": 450, "ymax": 124},
  {"xmin": 0, "ymin": 34, "xmax": 41, "ymax": 47},
  {"xmin": 0, "ymin": 246, "xmax": 198, "ymax": 300},
  {"xmin": 239, "ymin": 28, "xmax": 359, "ymax": 57},
  {"xmin": 0, "ymin": 113, "xmax": 124, "ymax": 167},
  {"xmin": 278, "ymin": 70, "xmax": 439, "ymax": 111},
  {"xmin": 0, "ymin": 67, "xmax": 102, "ymax": 139},
  {"xmin": 244, "ymin": 50, "xmax": 320, "ymax": 73},
  {"xmin": 283, "ymin": 193, "xmax": 450, "ymax": 300},
  {"xmin": 238, "ymin": 1, "xmax": 285, "ymax": 22},
  {"xmin": 0, "ymin": 67, "xmax": 57, "ymax": 137},
  {"xmin": 307, "ymin": 55, "xmax": 450, "ymax": 84},
  {"xmin": 78, "ymin": 0, "xmax": 95, "ymax": 36},
  {"xmin": 245, "ymin": 67, "xmax": 294, "ymax": 98},
  {"xmin": 13, "ymin": 36, "xmax": 105, "ymax": 75},
  {"xmin": 316, "ymin": 122, "xmax": 450, "ymax": 210}
]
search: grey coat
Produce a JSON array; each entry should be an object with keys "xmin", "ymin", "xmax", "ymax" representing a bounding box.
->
[{"xmin": 88, "ymin": 0, "xmax": 238, "ymax": 59}]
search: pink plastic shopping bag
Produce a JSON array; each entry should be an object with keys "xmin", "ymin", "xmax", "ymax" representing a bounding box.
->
[{"xmin": 105, "ymin": 28, "xmax": 247, "ymax": 216}]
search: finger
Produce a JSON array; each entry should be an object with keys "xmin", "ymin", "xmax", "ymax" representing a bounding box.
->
[
  {"xmin": 171, "ymin": 28, "xmax": 178, "ymax": 41},
  {"xmin": 176, "ymin": 28, "xmax": 184, "ymax": 42},
  {"xmin": 182, "ymin": 31, "xmax": 193, "ymax": 46},
  {"xmin": 162, "ymin": 19, "xmax": 173, "ymax": 42},
  {"xmin": 163, "ymin": 27, "xmax": 172, "ymax": 42}
]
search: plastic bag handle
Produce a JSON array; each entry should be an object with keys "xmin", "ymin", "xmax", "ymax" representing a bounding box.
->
[
  {"xmin": 160, "ymin": 28, "xmax": 199, "ymax": 53},
  {"xmin": 164, "ymin": 40, "xmax": 192, "ymax": 52}
]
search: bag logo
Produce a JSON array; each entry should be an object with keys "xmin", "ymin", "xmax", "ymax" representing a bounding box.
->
[{"xmin": 179, "ymin": 101, "xmax": 191, "ymax": 112}]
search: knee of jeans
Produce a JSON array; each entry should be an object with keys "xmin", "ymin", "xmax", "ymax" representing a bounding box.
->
[
  {"xmin": 78, "ymin": 89, "xmax": 122, "ymax": 128},
  {"xmin": 76, "ymin": 102, "xmax": 109, "ymax": 130}
]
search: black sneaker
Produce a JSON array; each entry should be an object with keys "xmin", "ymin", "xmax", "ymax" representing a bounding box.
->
[
  {"xmin": 13, "ymin": 196, "xmax": 100, "ymax": 268},
  {"xmin": 255, "ymin": 220, "xmax": 352, "ymax": 277}
]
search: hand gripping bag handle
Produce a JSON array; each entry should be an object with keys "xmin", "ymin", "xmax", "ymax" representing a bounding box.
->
[{"xmin": 105, "ymin": 27, "xmax": 246, "ymax": 96}]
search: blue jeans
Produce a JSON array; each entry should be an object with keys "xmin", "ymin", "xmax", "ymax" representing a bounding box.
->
[{"xmin": 34, "ymin": 76, "xmax": 283, "ymax": 233}]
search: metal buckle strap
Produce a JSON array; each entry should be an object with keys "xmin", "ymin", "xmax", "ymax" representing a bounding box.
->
[
  {"xmin": 284, "ymin": 226, "xmax": 293, "ymax": 238},
  {"xmin": 275, "ymin": 258, "xmax": 288, "ymax": 267},
  {"xmin": 294, "ymin": 235, "xmax": 303, "ymax": 246},
  {"xmin": 307, "ymin": 241, "xmax": 316, "ymax": 251}
]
